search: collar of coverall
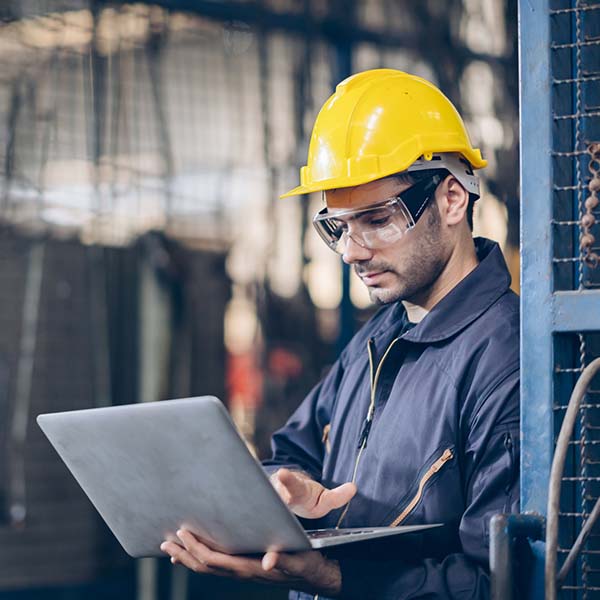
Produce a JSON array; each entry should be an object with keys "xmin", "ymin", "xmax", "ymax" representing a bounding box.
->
[{"xmin": 370, "ymin": 237, "xmax": 513, "ymax": 345}]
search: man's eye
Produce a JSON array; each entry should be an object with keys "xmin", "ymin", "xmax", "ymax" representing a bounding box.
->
[
  {"xmin": 368, "ymin": 216, "xmax": 390, "ymax": 226},
  {"xmin": 357, "ymin": 211, "xmax": 387, "ymax": 226}
]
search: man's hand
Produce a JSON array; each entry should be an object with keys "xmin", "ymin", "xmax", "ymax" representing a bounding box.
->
[
  {"xmin": 270, "ymin": 468, "xmax": 357, "ymax": 519},
  {"xmin": 161, "ymin": 529, "xmax": 342, "ymax": 596}
]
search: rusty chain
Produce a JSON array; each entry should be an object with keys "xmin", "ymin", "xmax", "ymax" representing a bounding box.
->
[{"xmin": 581, "ymin": 143, "xmax": 600, "ymax": 268}]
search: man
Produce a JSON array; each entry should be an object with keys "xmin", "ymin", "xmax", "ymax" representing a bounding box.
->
[{"xmin": 161, "ymin": 69, "xmax": 519, "ymax": 599}]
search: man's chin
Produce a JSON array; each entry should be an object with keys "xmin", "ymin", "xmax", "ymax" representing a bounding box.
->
[{"xmin": 368, "ymin": 286, "xmax": 402, "ymax": 306}]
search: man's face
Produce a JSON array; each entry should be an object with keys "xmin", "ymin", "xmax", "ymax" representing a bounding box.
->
[{"xmin": 325, "ymin": 176, "xmax": 450, "ymax": 306}]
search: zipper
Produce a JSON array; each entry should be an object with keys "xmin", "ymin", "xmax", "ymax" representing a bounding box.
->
[
  {"xmin": 335, "ymin": 337, "xmax": 401, "ymax": 528},
  {"xmin": 503, "ymin": 432, "xmax": 515, "ymax": 495},
  {"xmin": 389, "ymin": 448, "xmax": 454, "ymax": 527},
  {"xmin": 361, "ymin": 337, "xmax": 401, "ymax": 449}
]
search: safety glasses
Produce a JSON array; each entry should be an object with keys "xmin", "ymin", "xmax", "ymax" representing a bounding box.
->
[{"xmin": 312, "ymin": 173, "xmax": 442, "ymax": 254}]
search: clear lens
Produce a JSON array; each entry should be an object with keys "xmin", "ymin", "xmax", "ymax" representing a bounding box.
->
[
  {"xmin": 313, "ymin": 198, "xmax": 415, "ymax": 254},
  {"xmin": 312, "ymin": 173, "xmax": 442, "ymax": 254}
]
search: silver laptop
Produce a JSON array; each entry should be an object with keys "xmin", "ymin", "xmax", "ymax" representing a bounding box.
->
[{"xmin": 37, "ymin": 396, "xmax": 440, "ymax": 557}]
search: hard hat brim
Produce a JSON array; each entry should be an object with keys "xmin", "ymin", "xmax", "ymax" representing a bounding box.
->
[
  {"xmin": 280, "ymin": 150, "xmax": 487, "ymax": 199},
  {"xmin": 280, "ymin": 185, "xmax": 313, "ymax": 199}
]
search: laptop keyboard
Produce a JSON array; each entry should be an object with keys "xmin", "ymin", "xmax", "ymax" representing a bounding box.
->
[{"xmin": 306, "ymin": 528, "xmax": 379, "ymax": 539}]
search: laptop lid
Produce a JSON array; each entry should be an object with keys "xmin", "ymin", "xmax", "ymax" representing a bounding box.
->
[{"xmin": 37, "ymin": 397, "xmax": 312, "ymax": 557}]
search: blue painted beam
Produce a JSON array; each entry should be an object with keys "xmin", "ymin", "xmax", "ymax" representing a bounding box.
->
[
  {"xmin": 553, "ymin": 290, "xmax": 600, "ymax": 332},
  {"xmin": 519, "ymin": 0, "xmax": 554, "ymax": 516}
]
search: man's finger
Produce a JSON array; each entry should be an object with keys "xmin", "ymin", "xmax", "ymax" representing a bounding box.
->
[
  {"xmin": 164, "ymin": 534, "xmax": 339, "ymax": 593},
  {"xmin": 175, "ymin": 529, "xmax": 288, "ymax": 580},
  {"xmin": 161, "ymin": 541, "xmax": 210, "ymax": 574},
  {"xmin": 276, "ymin": 470, "xmax": 358, "ymax": 518},
  {"xmin": 316, "ymin": 482, "xmax": 357, "ymax": 513},
  {"xmin": 261, "ymin": 551, "xmax": 281, "ymax": 572},
  {"xmin": 275, "ymin": 469, "xmax": 310, "ymax": 503},
  {"xmin": 176, "ymin": 530, "xmax": 226, "ymax": 569},
  {"xmin": 271, "ymin": 471, "xmax": 292, "ymax": 504},
  {"xmin": 262, "ymin": 550, "xmax": 311, "ymax": 575}
]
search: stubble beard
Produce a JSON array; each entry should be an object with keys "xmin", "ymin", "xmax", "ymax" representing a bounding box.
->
[{"xmin": 360, "ymin": 204, "xmax": 448, "ymax": 306}]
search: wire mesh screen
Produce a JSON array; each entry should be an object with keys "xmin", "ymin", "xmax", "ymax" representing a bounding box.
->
[
  {"xmin": 555, "ymin": 333, "xmax": 600, "ymax": 597},
  {"xmin": 551, "ymin": 2, "xmax": 600, "ymax": 597},
  {"xmin": 551, "ymin": 1, "xmax": 600, "ymax": 292}
]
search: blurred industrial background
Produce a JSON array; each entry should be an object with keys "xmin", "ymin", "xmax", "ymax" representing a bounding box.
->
[{"xmin": 1, "ymin": 0, "xmax": 595, "ymax": 599}]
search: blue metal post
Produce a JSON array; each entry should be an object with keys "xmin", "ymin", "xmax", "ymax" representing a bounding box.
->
[
  {"xmin": 519, "ymin": 0, "xmax": 554, "ymax": 516},
  {"xmin": 490, "ymin": 513, "xmax": 545, "ymax": 600}
]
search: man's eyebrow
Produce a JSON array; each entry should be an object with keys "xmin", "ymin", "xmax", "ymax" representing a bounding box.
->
[{"xmin": 328, "ymin": 202, "xmax": 393, "ymax": 224}]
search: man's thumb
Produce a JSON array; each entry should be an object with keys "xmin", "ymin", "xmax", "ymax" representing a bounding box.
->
[{"xmin": 319, "ymin": 482, "xmax": 357, "ymax": 511}]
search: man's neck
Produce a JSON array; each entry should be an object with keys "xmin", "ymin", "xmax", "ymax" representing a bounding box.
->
[
  {"xmin": 402, "ymin": 238, "xmax": 479, "ymax": 323},
  {"xmin": 402, "ymin": 302, "xmax": 430, "ymax": 323}
]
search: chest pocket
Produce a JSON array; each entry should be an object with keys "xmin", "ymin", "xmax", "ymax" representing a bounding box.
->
[{"xmin": 385, "ymin": 445, "xmax": 455, "ymax": 527}]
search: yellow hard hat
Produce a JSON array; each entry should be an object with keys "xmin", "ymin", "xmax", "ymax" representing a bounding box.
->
[{"xmin": 281, "ymin": 69, "xmax": 486, "ymax": 198}]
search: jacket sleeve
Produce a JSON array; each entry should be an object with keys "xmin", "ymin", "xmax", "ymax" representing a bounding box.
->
[
  {"xmin": 262, "ymin": 357, "xmax": 346, "ymax": 482},
  {"xmin": 338, "ymin": 369, "xmax": 519, "ymax": 600}
]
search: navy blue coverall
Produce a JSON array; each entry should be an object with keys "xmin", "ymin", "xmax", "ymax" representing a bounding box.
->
[{"xmin": 263, "ymin": 238, "xmax": 520, "ymax": 599}]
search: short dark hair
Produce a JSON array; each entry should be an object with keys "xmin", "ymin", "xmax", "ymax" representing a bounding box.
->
[{"xmin": 393, "ymin": 169, "xmax": 475, "ymax": 231}]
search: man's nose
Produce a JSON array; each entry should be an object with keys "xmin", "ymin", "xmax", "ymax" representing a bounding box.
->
[{"xmin": 342, "ymin": 235, "xmax": 374, "ymax": 264}]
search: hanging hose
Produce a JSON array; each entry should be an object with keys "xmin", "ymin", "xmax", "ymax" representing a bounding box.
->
[
  {"xmin": 556, "ymin": 495, "xmax": 600, "ymax": 587},
  {"xmin": 546, "ymin": 357, "xmax": 600, "ymax": 599}
]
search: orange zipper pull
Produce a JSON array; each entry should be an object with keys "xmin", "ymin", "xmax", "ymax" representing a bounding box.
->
[{"xmin": 431, "ymin": 448, "xmax": 453, "ymax": 472}]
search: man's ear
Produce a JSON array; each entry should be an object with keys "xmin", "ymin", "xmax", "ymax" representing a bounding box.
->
[{"xmin": 442, "ymin": 175, "xmax": 470, "ymax": 226}]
